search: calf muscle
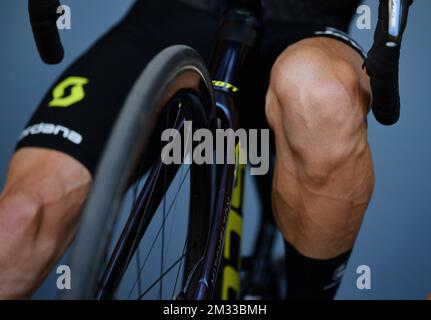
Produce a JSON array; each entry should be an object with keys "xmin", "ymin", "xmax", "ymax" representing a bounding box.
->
[{"xmin": 0, "ymin": 148, "xmax": 91, "ymax": 299}]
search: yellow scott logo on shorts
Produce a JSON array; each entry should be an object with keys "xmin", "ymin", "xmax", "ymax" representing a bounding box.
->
[
  {"xmin": 49, "ymin": 76, "xmax": 89, "ymax": 108},
  {"xmin": 212, "ymin": 80, "xmax": 239, "ymax": 93}
]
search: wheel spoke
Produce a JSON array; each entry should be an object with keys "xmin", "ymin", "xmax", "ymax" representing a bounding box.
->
[
  {"xmin": 126, "ymin": 165, "xmax": 192, "ymax": 298},
  {"xmin": 137, "ymin": 252, "xmax": 187, "ymax": 300},
  {"xmin": 171, "ymin": 230, "xmax": 189, "ymax": 299},
  {"xmin": 136, "ymin": 245, "xmax": 142, "ymax": 296}
]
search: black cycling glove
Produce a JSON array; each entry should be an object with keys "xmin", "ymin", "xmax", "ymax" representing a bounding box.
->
[
  {"xmin": 29, "ymin": 0, "xmax": 64, "ymax": 64},
  {"xmin": 365, "ymin": 0, "xmax": 413, "ymax": 125}
]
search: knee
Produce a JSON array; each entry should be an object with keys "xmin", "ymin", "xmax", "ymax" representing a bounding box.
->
[{"xmin": 266, "ymin": 39, "xmax": 370, "ymax": 179}]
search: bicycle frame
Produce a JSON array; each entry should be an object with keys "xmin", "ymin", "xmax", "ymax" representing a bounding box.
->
[{"xmin": 193, "ymin": 1, "xmax": 263, "ymax": 300}]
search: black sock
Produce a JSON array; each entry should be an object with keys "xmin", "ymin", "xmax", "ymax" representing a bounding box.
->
[{"xmin": 284, "ymin": 240, "xmax": 351, "ymax": 300}]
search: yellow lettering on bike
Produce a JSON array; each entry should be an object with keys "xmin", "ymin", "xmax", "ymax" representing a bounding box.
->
[
  {"xmin": 212, "ymin": 80, "xmax": 239, "ymax": 93},
  {"xmin": 49, "ymin": 76, "xmax": 89, "ymax": 108},
  {"xmin": 221, "ymin": 265, "xmax": 240, "ymax": 300},
  {"xmin": 220, "ymin": 144, "xmax": 245, "ymax": 300},
  {"xmin": 224, "ymin": 209, "xmax": 242, "ymax": 261},
  {"xmin": 213, "ymin": 80, "xmax": 225, "ymax": 87}
]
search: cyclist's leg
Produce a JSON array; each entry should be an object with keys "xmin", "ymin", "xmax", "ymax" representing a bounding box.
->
[
  {"xmin": 0, "ymin": 20, "xmax": 153, "ymax": 299},
  {"xmin": 0, "ymin": 1, "xmax": 217, "ymax": 299},
  {"xmin": 0, "ymin": 149, "xmax": 91, "ymax": 299},
  {"xmin": 265, "ymin": 36, "xmax": 374, "ymax": 298}
]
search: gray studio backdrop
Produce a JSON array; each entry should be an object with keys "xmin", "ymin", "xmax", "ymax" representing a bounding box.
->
[{"xmin": 0, "ymin": 1, "xmax": 430, "ymax": 299}]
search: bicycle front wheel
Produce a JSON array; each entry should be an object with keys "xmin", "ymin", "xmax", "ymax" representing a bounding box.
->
[{"xmin": 62, "ymin": 45, "xmax": 216, "ymax": 300}]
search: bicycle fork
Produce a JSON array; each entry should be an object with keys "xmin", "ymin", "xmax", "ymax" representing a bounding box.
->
[{"xmin": 193, "ymin": 3, "xmax": 261, "ymax": 300}]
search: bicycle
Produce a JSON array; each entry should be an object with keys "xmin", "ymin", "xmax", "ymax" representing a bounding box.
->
[{"xmin": 28, "ymin": 0, "xmax": 410, "ymax": 300}]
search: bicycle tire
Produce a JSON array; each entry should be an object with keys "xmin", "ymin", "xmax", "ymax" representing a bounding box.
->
[{"xmin": 61, "ymin": 45, "xmax": 216, "ymax": 300}]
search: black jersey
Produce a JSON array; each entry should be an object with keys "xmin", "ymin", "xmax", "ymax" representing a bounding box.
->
[{"xmin": 178, "ymin": 0, "xmax": 361, "ymax": 29}]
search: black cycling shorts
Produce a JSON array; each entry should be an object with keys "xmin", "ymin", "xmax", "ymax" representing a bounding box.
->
[{"xmin": 16, "ymin": 0, "xmax": 365, "ymax": 175}]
